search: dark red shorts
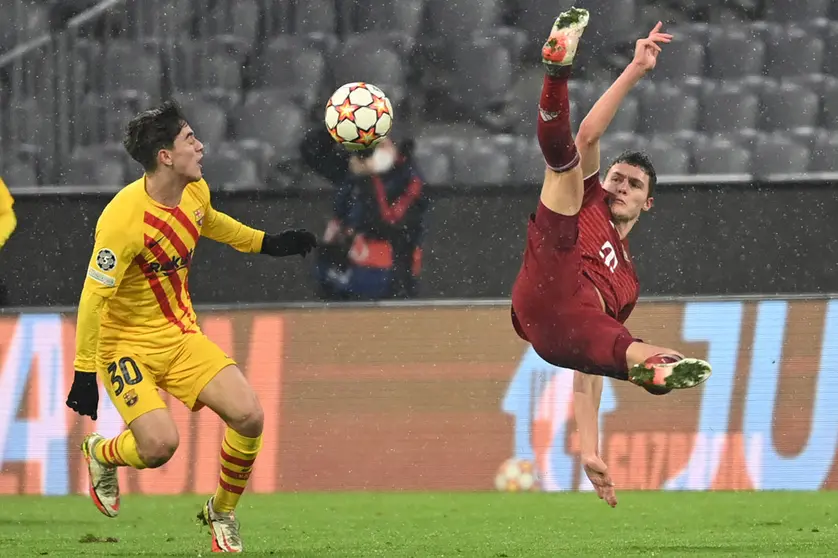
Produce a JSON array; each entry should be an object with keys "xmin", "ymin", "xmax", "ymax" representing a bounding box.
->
[{"xmin": 511, "ymin": 201, "xmax": 638, "ymax": 380}]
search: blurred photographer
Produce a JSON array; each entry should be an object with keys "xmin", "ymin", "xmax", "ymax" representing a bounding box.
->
[{"xmin": 301, "ymin": 127, "xmax": 429, "ymax": 300}]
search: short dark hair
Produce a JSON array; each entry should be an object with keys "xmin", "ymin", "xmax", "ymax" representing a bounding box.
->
[
  {"xmin": 607, "ymin": 150, "xmax": 657, "ymax": 197},
  {"xmin": 123, "ymin": 100, "xmax": 187, "ymax": 171}
]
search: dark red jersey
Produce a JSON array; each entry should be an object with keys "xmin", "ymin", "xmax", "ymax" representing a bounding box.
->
[{"xmin": 577, "ymin": 173, "xmax": 640, "ymax": 323}]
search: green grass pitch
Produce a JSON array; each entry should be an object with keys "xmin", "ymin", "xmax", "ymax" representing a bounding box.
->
[{"xmin": 2, "ymin": 492, "xmax": 837, "ymax": 556}]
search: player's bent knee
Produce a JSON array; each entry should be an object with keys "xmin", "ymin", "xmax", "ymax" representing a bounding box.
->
[
  {"xmin": 227, "ymin": 397, "xmax": 264, "ymax": 438},
  {"xmin": 539, "ymin": 165, "xmax": 583, "ymax": 217},
  {"xmin": 129, "ymin": 408, "xmax": 180, "ymax": 468},
  {"xmin": 137, "ymin": 434, "xmax": 179, "ymax": 468}
]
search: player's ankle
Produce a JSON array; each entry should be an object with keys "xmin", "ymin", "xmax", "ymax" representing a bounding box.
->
[{"xmin": 544, "ymin": 63, "xmax": 572, "ymax": 79}]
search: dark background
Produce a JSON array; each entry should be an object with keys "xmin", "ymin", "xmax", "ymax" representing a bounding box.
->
[{"xmin": 1, "ymin": 180, "xmax": 835, "ymax": 308}]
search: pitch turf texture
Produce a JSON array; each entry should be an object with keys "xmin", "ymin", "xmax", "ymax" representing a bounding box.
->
[{"xmin": 3, "ymin": 492, "xmax": 837, "ymax": 556}]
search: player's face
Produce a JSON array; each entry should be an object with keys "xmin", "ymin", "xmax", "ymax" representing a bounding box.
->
[
  {"xmin": 604, "ymin": 163, "xmax": 653, "ymax": 223},
  {"xmin": 168, "ymin": 124, "xmax": 204, "ymax": 183}
]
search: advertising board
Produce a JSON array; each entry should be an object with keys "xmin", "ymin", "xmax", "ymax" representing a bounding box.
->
[{"xmin": 1, "ymin": 298, "xmax": 836, "ymax": 494}]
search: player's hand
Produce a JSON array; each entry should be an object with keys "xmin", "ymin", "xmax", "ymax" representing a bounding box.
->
[
  {"xmin": 631, "ymin": 21, "xmax": 672, "ymax": 73},
  {"xmin": 582, "ymin": 454, "xmax": 617, "ymax": 508},
  {"xmin": 66, "ymin": 371, "xmax": 99, "ymax": 421},
  {"xmin": 348, "ymin": 156, "xmax": 369, "ymax": 176},
  {"xmin": 261, "ymin": 229, "xmax": 318, "ymax": 258}
]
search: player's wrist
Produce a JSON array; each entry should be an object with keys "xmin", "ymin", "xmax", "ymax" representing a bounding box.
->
[
  {"xmin": 581, "ymin": 452, "xmax": 600, "ymax": 465},
  {"xmin": 625, "ymin": 61, "xmax": 649, "ymax": 79},
  {"xmin": 73, "ymin": 358, "xmax": 96, "ymax": 373}
]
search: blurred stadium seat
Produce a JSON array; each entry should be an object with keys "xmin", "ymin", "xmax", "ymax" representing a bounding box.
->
[
  {"xmin": 231, "ymin": 91, "xmax": 305, "ymax": 166},
  {"xmin": 644, "ymin": 139, "xmax": 691, "ymax": 176},
  {"xmin": 201, "ymin": 145, "xmax": 263, "ymax": 190},
  {"xmin": 760, "ymin": 82, "xmax": 819, "ymax": 132},
  {"xmin": 700, "ymin": 83, "xmax": 759, "ymax": 135},
  {"xmin": 752, "ymin": 135, "xmax": 810, "ymax": 176},
  {"xmin": 765, "ymin": 0, "xmax": 830, "ymax": 23},
  {"xmin": 63, "ymin": 147, "xmax": 126, "ymax": 186},
  {"xmin": 809, "ymin": 131, "xmax": 838, "ymax": 172},
  {"xmin": 252, "ymin": 36, "xmax": 325, "ymax": 106},
  {"xmin": 354, "ymin": 0, "xmax": 424, "ymax": 38},
  {"xmin": 452, "ymin": 140, "xmax": 511, "ymax": 187},
  {"xmin": 765, "ymin": 27, "xmax": 825, "ymax": 78},
  {"xmin": 692, "ymin": 139, "xmax": 751, "ymax": 175},
  {"xmin": 706, "ymin": 29, "xmax": 765, "ymax": 79},
  {"xmin": 650, "ymin": 36, "xmax": 705, "ymax": 81},
  {"xmin": 639, "ymin": 84, "xmax": 699, "ymax": 135},
  {"xmin": 2, "ymin": 158, "xmax": 38, "ymax": 187}
]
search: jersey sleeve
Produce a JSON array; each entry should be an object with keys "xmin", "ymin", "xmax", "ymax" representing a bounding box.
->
[
  {"xmin": 75, "ymin": 201, "xmax": 140, "ymax": 371},
  {"xmin": 582, "ymin": 171, "xmax": 606, "ymax": 206},
  {"xmin": 197, "ymin": 180, "xmax": 265, "ymax": 253},
  {"xmin": 83, "ymin": 203, "xmax": 140, "ymax": 298}
]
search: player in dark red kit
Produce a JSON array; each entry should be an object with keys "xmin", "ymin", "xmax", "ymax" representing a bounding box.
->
[{"xmin": 510, "ymin": 8, "xmax": 712, "ymax": 506}]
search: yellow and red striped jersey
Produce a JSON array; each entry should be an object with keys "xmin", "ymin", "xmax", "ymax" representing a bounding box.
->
[{"xmin": 74, "ymin": 177, "xmax": 264, "ymax": 368}]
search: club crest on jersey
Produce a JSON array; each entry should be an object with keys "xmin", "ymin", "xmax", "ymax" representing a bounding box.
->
[
  {"xmin": 194, "ymin": 208, "xmax": 204, "ymax": 226},
  {"xmin": 123, "ymin": 389, "xmax": 138, "ymax": 407}
]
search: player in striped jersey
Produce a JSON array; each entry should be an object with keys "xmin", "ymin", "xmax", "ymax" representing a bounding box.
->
[
  {"xmin": 64, "ymin": 101, "xmax": 316, "ymax": 553},
  {"xmin": 510, "ymin": 9, "xmax": 712, "ymax": 506}
]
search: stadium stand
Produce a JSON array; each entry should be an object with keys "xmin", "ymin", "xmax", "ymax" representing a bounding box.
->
[{"xmin": 0, "ymin": 0, "xmax": 837, "ymax": 187}]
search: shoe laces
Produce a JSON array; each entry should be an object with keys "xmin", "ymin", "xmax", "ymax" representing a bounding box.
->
[
  {"xmin": 97, "ymin": 465, "xmax": 119, "ymax": 496},
  {"xmin": 212, "ymin": 510, "xmax": 242, "ymax": 547}
]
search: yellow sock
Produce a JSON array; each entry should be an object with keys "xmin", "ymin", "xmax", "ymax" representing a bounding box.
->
[
  {"xmin": 93, "ymin": 430, "xmax": 148, "ymax": 469},
  {"xmin": 213, "ymin": 427, "xmax": 262, "ymax": 514}
]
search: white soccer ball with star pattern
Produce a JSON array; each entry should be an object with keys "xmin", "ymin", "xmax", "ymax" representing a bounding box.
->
[{"xmin": 324, "ymin": 82, "xmax": 394, "ymax": 151}]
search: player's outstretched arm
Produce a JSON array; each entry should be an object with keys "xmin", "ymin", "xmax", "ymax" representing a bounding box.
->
[
  {"xmin": 202, "ymin": 205, "xmax": 318, "ymax": 258},
  {"xmin": 574, "ymin": 371, "xmax": 617, "ymax": 507},
  {"xmin": 67, "ymin": 208, "xmax": 139, "ymax": 421},
  {"xmin": 575, "ymin": 22, "xmax": 671, "ymax": 178},
  {"xmin": 198, "ymin": 181, "xmax": 317, "ymax": 258}
]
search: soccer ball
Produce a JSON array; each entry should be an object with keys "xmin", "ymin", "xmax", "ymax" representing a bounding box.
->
[
  {"xmin": 324, "ymin": 82, "xmax": 394, "ymax": 152},
  {"xmin": 494, "ymin": 458, "xmax": 539, "ymax": 492}
]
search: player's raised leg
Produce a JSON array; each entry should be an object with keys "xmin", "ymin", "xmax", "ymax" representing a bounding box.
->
[
  {"xmin": 194, "ymin": 365, "xmax": 264, "ymax": 554},
  {"xmin": 82, "ymin": 356, "xmax": 176, "ymax": 518},
  {"xmin": 537, "ymin": 7, "xmax": 589, "ymax": 216}
]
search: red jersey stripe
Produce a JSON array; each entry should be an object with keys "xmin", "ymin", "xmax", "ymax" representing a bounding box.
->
[
  {"xmin": 165, "ymin": 207, "xmax": 200, "ymax": 243},
  {"xmin": 143, "ymin": 233, "xmax": 194, "ymax": 327},
  {"xmin": 144, "ymin": 212, "xmax": 192, "ymax": 261},
  {"xmin": 134, "ymin": 255, "xmax": 189, "ymax": 334}
]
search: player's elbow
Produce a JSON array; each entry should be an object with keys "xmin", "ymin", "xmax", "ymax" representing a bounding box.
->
[
  {"xmin": 575, "ymin": 124, "xmax": 600, "ymax": 148},
  {"xmin": 78, "ymin": 288, "xmax": 108, "ymax": 313}
]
